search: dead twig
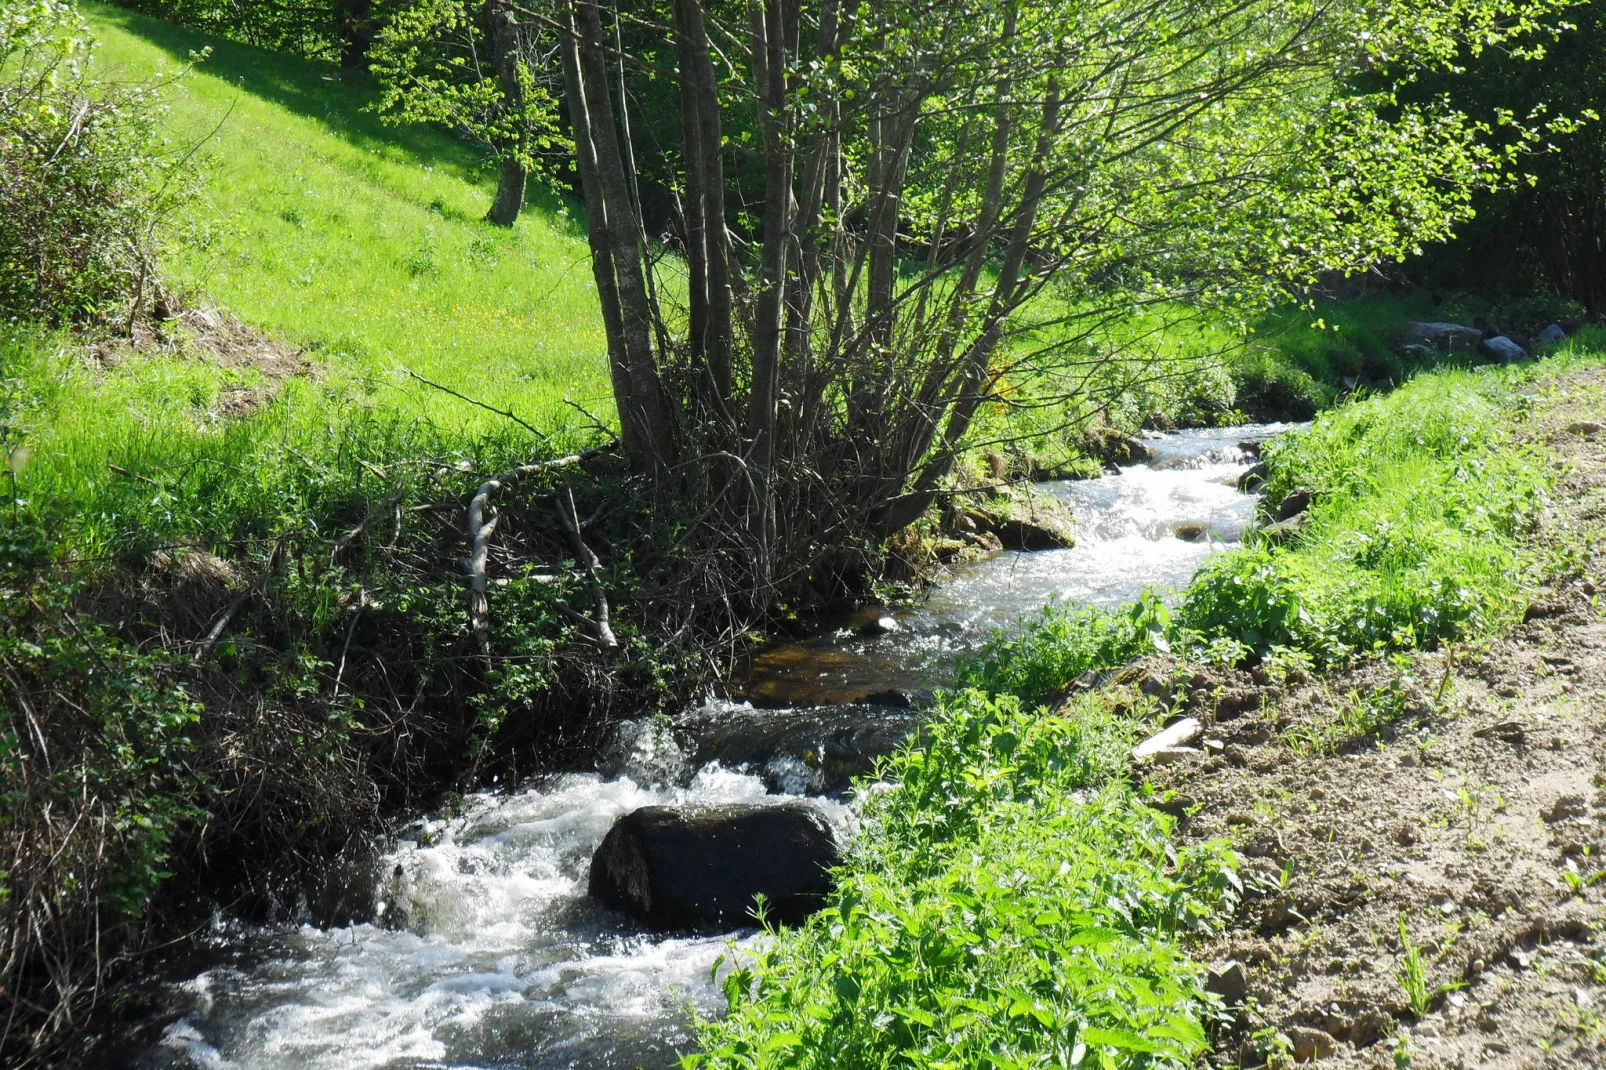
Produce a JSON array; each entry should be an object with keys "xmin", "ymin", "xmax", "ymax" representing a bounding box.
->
[
  {"xmin": 554, "ymin": 485, "xmax": 618, "ymax": 650},
  {"xmin": 404, "ymin": 368, "xmax": 549, "ymax": 443},
  {"xmin": 465, "ymin": 444, "xmax": 615, "ymax": 659}
]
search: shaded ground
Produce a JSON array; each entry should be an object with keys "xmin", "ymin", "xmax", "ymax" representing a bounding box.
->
[{"xmin": 1132, "ymin": 366, "xmax": 1606, "ymax": 1068}]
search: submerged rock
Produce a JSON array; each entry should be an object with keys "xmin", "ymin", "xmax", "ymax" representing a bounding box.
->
[
  {"xmin": 588, "ymin": 803, "xmax": 839, "ymax": 929},
  {"xmin": 680, "ymin": 701, "xmax": 918, "ymax": 794}
]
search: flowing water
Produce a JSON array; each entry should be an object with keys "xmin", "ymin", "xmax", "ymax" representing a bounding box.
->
[{"xmin": 129, "ymin": 424, "xmax": 1286, "ymax": 1070}]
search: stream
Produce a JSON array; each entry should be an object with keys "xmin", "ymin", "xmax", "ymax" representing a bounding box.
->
[{"xmin": 129, "ymin": 424, "xmax": 1286, "ymax": 1070}]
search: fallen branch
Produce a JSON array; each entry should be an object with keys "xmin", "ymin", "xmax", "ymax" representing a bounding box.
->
[
  {"xmin": 192, "ymin": 595, "xmax": 248, "ymax": 667},
  {"xmin": 554, "ymin": 485, "xmax": 618, "ymax": 649},
  {"xmin": 405, "ymin": 368, "xmax": 549, "ymax": 443},
  {"xmin": 464, "ymin": 444, "xmax": 614, "ymax": 659}
]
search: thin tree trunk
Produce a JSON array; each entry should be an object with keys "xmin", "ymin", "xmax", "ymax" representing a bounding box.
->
[
  {"xmin": 487, "ymin": 158, "xmax": 527, "ymax": 227},
  {"xmin": 673, "ymin": 0, "xmax": 734, "ymax": 416},
  {"xmin": 559, "ymin": 5, "xmax": 640, "ymax": 464},
  {"xmin": 485, "ymin": 2, "xmax": 527, "ymax": 226},
  {"xmin": 569, "ymin": 0, "xmax": 676, "ymax": 473},
  {"xmin": 746, "ymin": 0, "xmax": 797, "ymax": 563}
]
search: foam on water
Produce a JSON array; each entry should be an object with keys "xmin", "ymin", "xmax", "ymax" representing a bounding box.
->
[{"xmin": 152, "ymin": 765, "xmax": 838, "ymax": 1070}]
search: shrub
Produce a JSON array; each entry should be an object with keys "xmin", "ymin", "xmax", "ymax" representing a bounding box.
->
[
  {"xmin": 0, "ymin": 0, "xmax": 191, "ymax": 324},
  {"xmin": 690, "ymin": 689, "xmax": 1239, "ymax": 1070}
]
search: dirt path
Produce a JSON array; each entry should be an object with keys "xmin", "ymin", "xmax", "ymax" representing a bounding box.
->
[{"xmin": 1148, "ymin": 366, "xmax": 1606, "ymax": 1068}]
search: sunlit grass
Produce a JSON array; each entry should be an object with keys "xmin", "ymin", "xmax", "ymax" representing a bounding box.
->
[{"xmin": 85, "ymin": 1, "xmax": 611, "ymax": 437}]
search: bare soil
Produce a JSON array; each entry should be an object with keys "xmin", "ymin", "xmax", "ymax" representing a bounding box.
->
[
  {"xmin": 1141, "ymin": 367, "xmax": 1606, "ymax": 1068},
  {"xmin": 89, "ymin": 305, "xmax": 311, "ymax": 416}
]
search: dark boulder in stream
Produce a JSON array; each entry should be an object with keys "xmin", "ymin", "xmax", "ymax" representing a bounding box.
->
[{"xmin": 589, "ymin": 803, "xmax": 840, "ymax": 929}]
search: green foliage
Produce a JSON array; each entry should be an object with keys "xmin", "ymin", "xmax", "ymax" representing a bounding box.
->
[
  {"xmin": 0, "ymin": 0, "xmax": 193, "ymax": 324},
  {"xmin": 689, "ymin": 689, "xmax": 1240, "ymax": 1070},
  {"xmin": 369, "ymin": 0, "xmax": 568, "ymax": 174},
  {"xmin": 954, "ymin": 594, "xmax": 1170, "ymax": 709},
  {"xmin": 1396, "ymin": 915, "xmax": 1462, "ymax": 1018},
  {"xmin": 108, "ymin": 0, "xmax": 377, "ymax": 63}
]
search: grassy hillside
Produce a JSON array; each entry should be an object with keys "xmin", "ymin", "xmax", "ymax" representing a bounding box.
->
[{"xmin": 86, "ymin": 1, "xmax": 609, "ymax": 437}]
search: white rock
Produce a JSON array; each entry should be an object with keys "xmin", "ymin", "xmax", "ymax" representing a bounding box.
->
[{"xmin": 1132, "ymin": 717, "xmax": 1203, "ymax": 761}]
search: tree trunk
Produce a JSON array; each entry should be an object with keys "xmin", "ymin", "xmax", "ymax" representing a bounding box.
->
[
  {"xmin": 486, "ymin": 157, "xmax": 527, "ymax": 227},
  {"xmin": 484, "ymin": 2, "xmax": 527, "ymax": 226},
  {"xmin": 563, "ymin": 0, "xmax": 676, "ymax": 475},
  {"xmin": 337, "ymin": 0, "xmax": 372, "ymax": 69}
]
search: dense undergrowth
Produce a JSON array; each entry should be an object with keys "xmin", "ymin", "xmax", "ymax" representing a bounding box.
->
[
  {"xmin": 692, "ymin": 690, "xmax": 1239, "ymax": 1069},
  {"xmin": 691, "ymin": 344, "xmax": 1596, "ymax": 1067}
]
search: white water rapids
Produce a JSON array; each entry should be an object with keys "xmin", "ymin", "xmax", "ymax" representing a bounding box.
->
[{"xmin": 133, "ymin": 424, "xmax": 1285, "ymax": 1070}]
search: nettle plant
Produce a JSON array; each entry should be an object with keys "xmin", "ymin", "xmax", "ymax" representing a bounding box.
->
[{"xmin": 527, "ymin": 0, "xmax": 1579, "ymax": 617}]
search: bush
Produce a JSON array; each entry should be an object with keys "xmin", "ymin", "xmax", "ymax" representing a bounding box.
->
[
  {"xmin": 690, "ymin": 689, "xmax": 1239, "ymax": 1070},
  {"xmin": 0, "ymin": 0, "xmax": 190, "ymax": 324}
]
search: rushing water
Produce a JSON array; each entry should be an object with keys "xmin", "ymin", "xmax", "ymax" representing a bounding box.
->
[{"xmin": 129, "ymin": 424, "xmax": 1285, "ymax": 1070}]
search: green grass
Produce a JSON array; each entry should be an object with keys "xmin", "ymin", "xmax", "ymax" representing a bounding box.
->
[
  {"xmin": 690, "ymin": 689, "xmax": 1238, "ymax": 1070},
  {"xmin": 86, "ymin": 1, "xmax": 610, "ymax": 437}
]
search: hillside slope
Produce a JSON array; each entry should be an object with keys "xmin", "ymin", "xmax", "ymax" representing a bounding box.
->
[{"xmin": 86, "ymin": 1, "xmax": 609, "ymax": 436}]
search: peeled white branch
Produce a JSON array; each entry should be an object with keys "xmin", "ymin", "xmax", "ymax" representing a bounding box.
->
[{"xmin": 464, "ymin": 446, "xmax": 612, "ymax": 659}]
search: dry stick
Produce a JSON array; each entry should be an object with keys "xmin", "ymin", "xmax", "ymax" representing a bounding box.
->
[
  {"xmin": 555, "ymin": 485, "xmax": 618, "ymax": 649},
  {"xmin": 192, "ymin": 595, "xmax": 248, "ymax": 667},
  {"xmin": 465, "ymin": 445, "xmax": 614, "ymax": 659},
  {"xmin": 404, "ymin": 368, "xmax": 548, "ymax": 443}
]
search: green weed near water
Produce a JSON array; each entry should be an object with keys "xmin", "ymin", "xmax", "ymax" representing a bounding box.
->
[{"xmin": 690, "ymin": 689, "xmax": 1240, "ymax": 1069}]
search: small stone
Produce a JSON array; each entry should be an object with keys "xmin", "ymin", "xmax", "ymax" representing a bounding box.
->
[
  {"xmin": 1286, "ymin": 1025, "xmax": 1337, "ymax": 1063},
  {"xmin": 1350, "ymin": 1008, "xmax": 1395, "ymax": 1049},
  {"xmin": 1207, "ymin": 961, "xmax": 1248, "ymax": 1008},
  {"xmin": 1576, "ymin": 988, "xmax": 1594, "ymax": 1009},
  {"xmin": 1395, "ymin": 823, "xmax": 1420, "ymax": 846},
  {"xmin": 1173, "ymin": 522, "xmax": 1207, "ymax": 541},
  {"xmin": 1276, "ymin": 488, "xmax": 1313, "ymax": 520},
  {"xmin": 858, "ymin": 615, "xmax": 901, "ymax": 636},
  {"xmin": 1509, "ymin": 946, "xmax": 1536, "ymax": 969},
  {"xmin": 1545, "ymin": 795, "xmax": 1590, "ymax": 824},
  {"xmin": 1204, "ymin": 737, "xmax": 1225, "ymax": 752},
  {"xmin": 1149, "ymin": 746, "xmax": 1201, "ymax": 764},
  {"xmin": 1414, "ymin": 1022, "xmax": 1440, "ymax": 1039}
]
